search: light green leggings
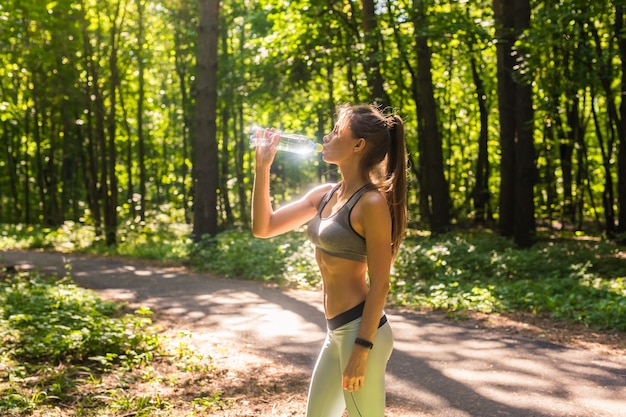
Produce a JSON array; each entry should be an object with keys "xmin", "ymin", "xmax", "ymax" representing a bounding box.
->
[{"xmin": 306, "ymin": 317, "xmax": 394, "ymax": 417}]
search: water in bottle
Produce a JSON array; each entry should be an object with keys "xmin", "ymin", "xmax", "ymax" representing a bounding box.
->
[{"xmin": 249, "ymin": 125, "xmax": 323, "ymax": 155}]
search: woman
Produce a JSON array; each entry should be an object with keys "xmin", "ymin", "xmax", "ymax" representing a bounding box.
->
[{"xmin": 252, "ymin": 103, "xmax": 407, "ymax": 417}]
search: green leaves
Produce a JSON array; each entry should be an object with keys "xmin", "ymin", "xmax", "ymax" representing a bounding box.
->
[
  {"xmin": 0, "ymin": 272, "xmax": 158, "ymax": 364},
  {"xmin": 0, "ymin": 266, "xmax": 223, "ymax": 416},
  {"xmin": 190, "ymin": 229, "xmax": 320, "ymax": 287},
  {"xmin": 391, "ymin": 233, "xmax": 626, "ymax": 331}
]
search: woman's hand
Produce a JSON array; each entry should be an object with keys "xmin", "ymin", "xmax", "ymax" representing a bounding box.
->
[
  {"xmin": 342, "ymin": 347, "xmax": 369, "ymax": 392},
  {"xmin": 254, "ymin": 128, "xmax": 280, "ymax": 170}
]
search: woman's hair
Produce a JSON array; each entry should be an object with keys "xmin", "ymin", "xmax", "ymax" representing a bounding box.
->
[{"xmin": 338, "ymin": 103, "xmax": 408, "ymax": 257}]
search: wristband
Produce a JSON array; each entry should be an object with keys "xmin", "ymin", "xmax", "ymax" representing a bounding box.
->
[{"xmin": 354, "ymin": 337, "xmax": 374, "ymax": 350}]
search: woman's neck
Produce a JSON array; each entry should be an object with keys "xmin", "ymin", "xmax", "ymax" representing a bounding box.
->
[{"xmin": 338, "ymin": 177, "xmax": 367, "ymax": 199}]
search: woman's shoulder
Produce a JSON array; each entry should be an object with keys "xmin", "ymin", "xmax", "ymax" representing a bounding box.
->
[{"xmin": 358, "ymin": 187, "xmax": 388, "ymax": 211}]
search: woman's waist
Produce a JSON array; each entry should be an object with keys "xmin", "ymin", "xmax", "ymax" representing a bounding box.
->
[
  {"xmin": 323, "ymin": 284, "xmax": 368, "ymax": 318},
  {"xmin": 326, "ymin": 300, "xmax": 388, "ymax": 331}
]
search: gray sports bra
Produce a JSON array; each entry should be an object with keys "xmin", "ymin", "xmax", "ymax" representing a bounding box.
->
[{"xmin": 307, "ymin": 183, "xmax": 377, "ymax": 262}]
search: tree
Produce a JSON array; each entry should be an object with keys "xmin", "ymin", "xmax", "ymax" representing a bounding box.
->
[
  {"xmin": 494, "ymin": 0, "xmax": 517, "ymax": 238},
  {"xmin": 412, "ymin": 0, "xmax": 451, "ymax": 233},
  {"xmin": 617, "ymin": 4, "xmax": 626, "ymax": 235},
  {"xmin": 359, "ymin": 0, "xmax": 391, "ymax": 106},
  {"xmin": 512, "ymin": 0, "xmax": 536, "ymax": 247},
  {"xmin": 494, "ymin": 0, "xmax": 535, "ymax": 247},
  {"xmin": 136, "ymin": 0, "xmax": 147, "ymax": 222},
  {"xmin": 192, "ymin": 0, "xmax": 220, "ymax": 242},
  {"xmin": 102, "ymin": 0, "xmax": 126, "ymax": 246}
]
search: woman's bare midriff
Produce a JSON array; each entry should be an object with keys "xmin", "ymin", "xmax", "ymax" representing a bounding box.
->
[{"xmin": 315, "ymin": 249, "xmax": 370, "ymax": 319}]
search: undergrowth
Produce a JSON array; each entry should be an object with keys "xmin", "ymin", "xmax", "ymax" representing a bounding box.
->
[{"xmin": 0, "ymin": 272, "xmax": 226, "ymax": 416}]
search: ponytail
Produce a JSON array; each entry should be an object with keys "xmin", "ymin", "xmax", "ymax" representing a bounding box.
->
[
  {"xmin": 342, "ymin": 104, "xmax": 408, "ymax": 258},
  {"xmin": 385, "ymin": 114, "xmax": 408, "ymax": 258}
]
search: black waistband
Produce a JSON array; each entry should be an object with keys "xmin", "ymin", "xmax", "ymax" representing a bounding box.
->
[{"xmin": 327, "ymin": 301, "xmax": 388, "ymax": 331}]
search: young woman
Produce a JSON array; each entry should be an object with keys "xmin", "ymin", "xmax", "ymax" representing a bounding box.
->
[{"xmin": 252, "ymin": 103, "xmax": 407, "ymax": 417}]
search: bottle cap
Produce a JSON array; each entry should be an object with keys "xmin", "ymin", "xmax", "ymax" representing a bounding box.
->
[{"xmin": 315, "ymin": 143, "xmax": 323, "ymax": 153}]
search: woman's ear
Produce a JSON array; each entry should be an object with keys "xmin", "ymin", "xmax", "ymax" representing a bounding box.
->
[{"xmin": 354, "ymin": 138, "xmax": 366, "ymax": 152}]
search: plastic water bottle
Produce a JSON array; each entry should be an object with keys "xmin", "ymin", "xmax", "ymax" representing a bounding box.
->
[{"xmin": 249, "ymin": 125, "xmax": 323, "ymax": 155}]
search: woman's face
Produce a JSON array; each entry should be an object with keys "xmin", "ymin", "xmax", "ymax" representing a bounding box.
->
[{"xmin": 322, "ymin": 116, "xmax": 357, "ymax": 164}]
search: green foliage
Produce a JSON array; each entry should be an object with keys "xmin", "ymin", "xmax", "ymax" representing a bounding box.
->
[
  {"xmin": 0, "ymin": 270, "xmax": 221, "ymax": 416},
  {"xmin": 107, "ymin": 391, "xmax": 172, "ymax": 416},
  {"xmin": 190, "ymin": 228, "xmax": 320, "ymax": 288},
  {"xmin": 391, "ymin": 233, "xmax": 626, "ymax": 330},
  {"xmin": 192, "ymin": 391, "xmax": 230, "ymax": 413},
  {"xmin": 113, "ymin": 213, "xmax": 193, "ymax": 261},
  {"xmin": 0, "ymin": 272, "xmax": 158, "ymax": 364},
  {"xmin": 0, "ymin": 211, "xmax": 192, "ymax": 260},
  {"xmin": 0, "ymin": 222, "xmax": 97, "ymax": 252}
]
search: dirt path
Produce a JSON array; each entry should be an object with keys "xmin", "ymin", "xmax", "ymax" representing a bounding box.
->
[{"xmin": 2, "ymin": 249, "xmax": 625, "ymax": 417}]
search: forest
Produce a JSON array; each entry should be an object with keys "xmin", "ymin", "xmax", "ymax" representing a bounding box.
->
[
  {"xmin": 2, "ymin": 0, "xmax": 626, "ymax": 248},
  {"xmin": 2, "ymin": 3, "xmax": 626, "ymax": 414}
]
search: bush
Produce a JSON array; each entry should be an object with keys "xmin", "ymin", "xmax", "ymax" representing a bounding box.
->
[
  {"xmin": 190, "ymin": 229, "xmax": 320, "ymax": 288},
  {"xmin": 391, "ymin": 233, "xmax": 626, "ymax": 330},
  {"xmin": 0, "ymin": 272, "xmax": 159, "ymax": 365},
  {"xmin": 0, "ymin": 270, "xmax": 220, "ymax": 416}
]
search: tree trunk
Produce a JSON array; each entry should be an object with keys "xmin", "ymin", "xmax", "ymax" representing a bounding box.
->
[
  {"xmin": 494, "ymin": 0, "xmax": 516, "ymax": 237},
  {"xmin": 220, "ymin": 105, "xmax": 233, "ymax": 225},
  {"xmin": 137, "ymin": 0, "xmax": 147, "ymax": 222},
  {"xmin": 324, "ymin": 57, "xmax": 339, "ymax": 184},
  {"xmin": 615, "ymin": 5, "xmax": 626, "ymax": 234},
  {"xmin": 359, "ymin": 0, "xmax": 390, "ymax": 106},
  {"xmin": 118, "ymin": 86, "xmax": 135, "ymax": 217},
  {"xmin": 558, "ymin": 97, "xmax": 577, "ymax": 225},
  {"xmin": 2, "ymin": 123, "xmax": 20, "ymax": 222},
  {"xmin": 104, "ymin": 2, "xmax": 123, "ymax": 246},
  {"xmin": 47, "ymin": 118, "xmax": 61, "ymax": 225},
  {"xmin": 512, "ymin": 0, "xmax": 536, "ymax": 248},
  {"xmin": 219, "ymin": 23, "xmax": 233, "ymax": 226},
  {"xmin": 553, "ymin": 30, "xmax": 579, "ymax": 227},
  {"xmin": 78, "ymin": 0, "xmax": 102, "ymax": 236},
  {"xmin": 22, "ymin": 118, "xmax": 31, "ymax": 223},
  {"xmin": 237, "ymin": 106, "xmax": 248, "ymax": 226},
  {"xmin": 61, "ymin": 102, "xmax": 79, "ymax": 222},
  {"xmin": 388, "ymin": 1, "xmax": 421, "ymax": 224},
  {"xmin": 192, "ymin": 0, "xmax": 220, "ymax": 242},
  {"xmin": 31, "ymin": 86, "xmax": 49, "ymax": 225},
  {"xmin": 173, "ymin": 4, "xmax": 193, "ymax": 224},
  {"xmin": 589, "ymin": 22, "xmax": 618, "ymax": 235},
  {"xmin": 541, "ymin": 119, "xmax": 557, "ymax": 228},
  {"xmin": 470, "ymin": 54, "xmax": 491, "ymax": 223},
  {"xmin": 413, "ymin": 4, "xmax": 450, "ymax": 234}
]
